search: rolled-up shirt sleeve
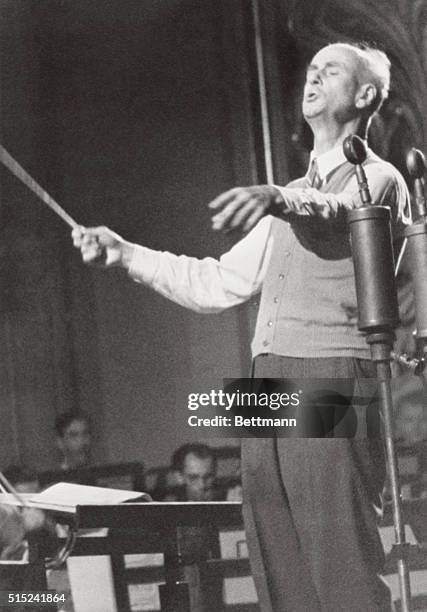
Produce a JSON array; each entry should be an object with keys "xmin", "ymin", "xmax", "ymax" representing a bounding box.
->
[{"xmin": 128, "ymin": 215, "xmax": 273, "ymax": 313}]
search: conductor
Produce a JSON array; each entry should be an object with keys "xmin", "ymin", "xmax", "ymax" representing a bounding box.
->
[{"xmin": 73, "ymin": 43, "xmax": 411, "ymax": 611}]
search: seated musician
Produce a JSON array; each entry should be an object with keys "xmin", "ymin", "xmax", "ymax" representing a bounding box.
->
[{"xmin": 55, "ymin": 411, "xmax": 92, "ymax": 471}]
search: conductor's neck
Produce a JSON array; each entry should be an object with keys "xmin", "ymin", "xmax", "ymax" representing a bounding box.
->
[{"xmin": 310, "ymin": 117, "xmax": 366, "ymax": 156}]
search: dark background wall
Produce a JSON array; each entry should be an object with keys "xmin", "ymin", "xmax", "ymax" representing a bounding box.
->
[{"xmin": 0, "ymin": 0, "xmax": 264, "ymax": 470}]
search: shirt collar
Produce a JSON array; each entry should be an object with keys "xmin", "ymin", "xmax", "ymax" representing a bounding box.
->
[{"xmin": 309, "ymin": 142, "xmax": 367, "ymax": 181}]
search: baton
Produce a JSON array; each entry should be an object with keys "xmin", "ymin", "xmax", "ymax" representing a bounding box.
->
[{"xmin": 0, "ymin": 144, "xmax": 79, "ymax": 229}]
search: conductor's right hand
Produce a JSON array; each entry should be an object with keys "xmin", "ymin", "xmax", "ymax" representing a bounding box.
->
[{"xmin": 72, "ymin": 226, "xmax": 134, "ymax": 270}]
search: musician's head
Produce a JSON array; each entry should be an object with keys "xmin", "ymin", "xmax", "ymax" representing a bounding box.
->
[
  {"xmin": 2, "ymin": 465, "xmax": 40, "ymax": 494},
  {"xmin": 303, "ymin": 42, "xmax": 390, "ymax": 135},
  {"xmin": 172, "ymin": 443, "xmax": 216, "ymax": 501},
  {"xmin": 55, "ymin": 411, "xmax": 92, "ymax": 470}
]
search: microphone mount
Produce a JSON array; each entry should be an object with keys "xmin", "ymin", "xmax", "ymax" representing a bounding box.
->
[{"xmin": 343, "ymin": 135, "xmax": 371, "ymax": 205}]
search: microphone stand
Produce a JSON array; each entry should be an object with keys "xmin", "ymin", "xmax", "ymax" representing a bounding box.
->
[{"xmin": 343, "ymin": 135, "xmax": 413, "ymax": 612}]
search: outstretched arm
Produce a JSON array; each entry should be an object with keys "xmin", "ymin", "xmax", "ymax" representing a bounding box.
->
[
  {"xmin": 209, "ymin": 163, "xmax": 410, "ymax": 233},
  {"xmin": 72, "ymin": 217, "xmax": 273, "ymax": 313}
]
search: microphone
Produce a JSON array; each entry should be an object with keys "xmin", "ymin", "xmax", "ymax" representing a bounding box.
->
[
  {"xmin": 406, "ymin": 148, "xmax": 426, "ymax": 220},
  {"xmin": 405, "ymin": 148, "xmax": 427, "ymax": 341},
  {"xmin": 343, "ymin": 135, "xmax": 399, "ymax": 332},
  {"xmin": 342, "ymin": 135, "xmax": 371, "ymax": 205}
]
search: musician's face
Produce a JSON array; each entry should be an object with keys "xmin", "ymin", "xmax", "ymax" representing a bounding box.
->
[
  {"xmin": 303, "ymin": 45, "xmax": 362, "ymax": 124},
  {"xmin": 181, "ymin": 453, "xmax": 216, "ymax": 501},
  {"xmin": 58, "ymin": 418, "xmax": 91, "ymax": 468}
]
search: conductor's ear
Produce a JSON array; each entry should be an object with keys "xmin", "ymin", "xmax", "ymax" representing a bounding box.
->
[{"xmin": 355, "ymin": 83, "xmax": 377, "ymax": 110}]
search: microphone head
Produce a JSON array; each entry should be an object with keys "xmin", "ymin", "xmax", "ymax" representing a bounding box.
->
[
  {"xmin": 343, "ymin": 135, "xmax": 367, "ymax": 165},
  {"xmin": 406, "ymin": 148, "xmax": 426, "ymax": 179}
]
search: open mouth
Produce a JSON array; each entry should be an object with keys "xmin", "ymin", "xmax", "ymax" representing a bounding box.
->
[{"xmin": 305, "ymin": 91, "xmax": 319, "ymax": 102}]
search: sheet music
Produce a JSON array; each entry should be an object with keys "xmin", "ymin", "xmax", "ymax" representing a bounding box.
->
[{"xmin": 28, "ymin": 482, "xmax": 150, "ymax": 510}]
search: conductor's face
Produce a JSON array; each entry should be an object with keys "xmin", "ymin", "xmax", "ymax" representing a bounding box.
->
[
  {"xmin": 181, "ymin": 453, "xmax": 216, "ymax": 501},
  {"xmin": 303, "ymin": 45, "xmax": 362, "ymax": 125}
]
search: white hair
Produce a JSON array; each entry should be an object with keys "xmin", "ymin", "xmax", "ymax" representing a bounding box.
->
[{"xmin": 329, "ymin": 42, "xmax": 391, "ymax": 114}]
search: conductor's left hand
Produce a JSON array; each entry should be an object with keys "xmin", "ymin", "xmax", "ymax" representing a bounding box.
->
[{"xmin": 209, "ymin": 185, "xmax": 283, "ymax": 233}]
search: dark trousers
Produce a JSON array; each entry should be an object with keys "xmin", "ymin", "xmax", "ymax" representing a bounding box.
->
[{"xmin": 242, "ymin": 355, "xmax": 391, "ymax": 612}]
